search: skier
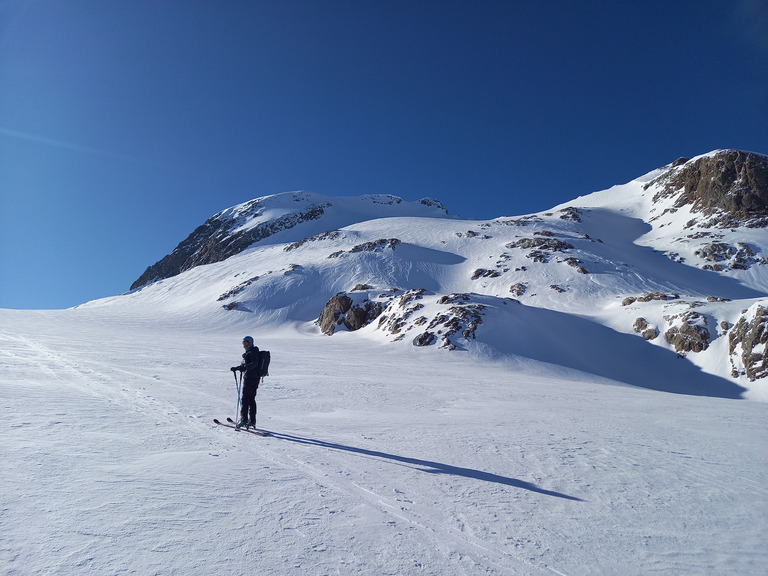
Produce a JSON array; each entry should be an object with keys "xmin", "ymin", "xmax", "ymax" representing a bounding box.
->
[{"xmin": 231, "ymin": 336, "xmax": 260, "ymax": 428}]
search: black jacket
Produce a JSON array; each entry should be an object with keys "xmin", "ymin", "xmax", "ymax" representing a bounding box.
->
[{"xmin": 239, "ymin": 346, "xmax": 261, "ymax": 386}]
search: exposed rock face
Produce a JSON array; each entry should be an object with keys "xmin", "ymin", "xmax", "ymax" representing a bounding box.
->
[
  {"xmin": 327, "ymin": 239, "xmax": 400, "ymax": 259},
  {"xmin": 318, "ymin": 292, "xmax": 383, "ymax": 335},
  {"xmin": 633, "ymin": 317, "xmax": 658, "ymax": 340},
  {"xmin": 132, "ymin": 199, "xmax": 328, "ymax": 290},
  {"xmin": 664, "ymin": 311, "xmax": 711, "ymax": 355},
  {"xmin": 418, "ymin": 295, "xmax": 485, "ymax": 350},
  {"xmin": 729, "ymin": 305, "xmax": 768, "ymax": 381},
  {"xmin": 318, "ymin": 293, "xmax": 352, "ymax": 335},
  {"xmin": 471, "ymin": 268, "xmax": 501, "ymax": 280},
  {"xmin": 284, "ymin": 230, "xmax": 341, "ymax": 251},
  {"xmin": 647, "ymin": 150, "xmax": 768, "ymax": 227},
  {"xmin": 502, "ymin": 232, "xmax": 577, "ymax": 264},
  {"xmin": 696, "ymin": 242, "xmax": 757, "ymax": 271},
  {"xmin": 217, "ymin": 275, "xmax": 259, "ymax": 301},
  {"xmin": 378, "ymin": 289, "xmax": 428, "ymax": 337},
  {"xmin": 131, "ymin": 192, "xmax": 448, "ymax": 291},
  {"xmin": 623, "ymin": 297, "xmax": 766, "ymax": 382},
  {"xmin": 317, "ymin": 288, "xmax": 491, "ymax": 351},
  {"xmin": 622, "ymin": 293, "xmax": 679, "ymax": 306}
]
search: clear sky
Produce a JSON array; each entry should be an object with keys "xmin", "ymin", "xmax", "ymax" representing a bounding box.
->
[{"xmin": 1, "ymin": 1, "xmax": 766, "ymax": 309}]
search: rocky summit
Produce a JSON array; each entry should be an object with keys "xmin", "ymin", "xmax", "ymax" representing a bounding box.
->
[{"xmin": 645, "ymin": 150, "xmax": 768, "ymax": 227}]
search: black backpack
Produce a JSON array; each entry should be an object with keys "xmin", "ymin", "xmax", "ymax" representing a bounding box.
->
[{"xmin": 258, "ymin": 350, "xmax": 270, "ymax": 378}]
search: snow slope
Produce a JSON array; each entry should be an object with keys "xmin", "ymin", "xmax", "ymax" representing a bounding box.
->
[
  {"xmin": 1, "ymin": 308, "xmax": 766, "ymax": 575},
  {"xmin": 91, "ymin": 158, "xmax": 767, "ymax": 399},
  {"xmin": 3, "ymin": 152, "xmax": 767, "ymax": 574}
]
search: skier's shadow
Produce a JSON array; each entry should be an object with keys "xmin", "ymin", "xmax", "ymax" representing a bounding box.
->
[{"xmin": 266, "ymin": 431, "xmax": 584, "ymax": 502}]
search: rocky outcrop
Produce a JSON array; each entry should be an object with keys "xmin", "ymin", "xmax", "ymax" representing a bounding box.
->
[
  {"xmin": 284, "ymin": 230, "xmax": 341, "ymax": 251},
  {"xmin": 413, "ymin": 296, "xmax": 485, "ymax": 350},
  {"xmin": 633, "ymin": 317, "xmax": 659, "ymax": 340},
  {"xmin": 696, "ymin": 242, "xmax": 757, "ymax": 271},
  {"xmin": 132, "ymin": 199, "xmax": 328, "ymax": 289},
  {"xmin": 131, "ymin": 192, "xmax": 448, "ymax": 291},
  {"xmin": 562, "ymin": 257, "xmax": 588, "ymax": 274},
  {"xmin": 622, "ymin": 293, "xmax": 680, "ymax": 306},
  {"xmin": 729, "ymin": 305, "xmax": 768, "ymax": 381},
  {"xmin": 377, "ymin": 289, "xmax": 428, "ymax": 337},
  {"xmin": 318, "ymin": 292, "xmax": 383, "ymax": 335},
  {"xmin": 471, "ymin": 268, "xmax": 501, "ymax": 280},
  {"xmin": 505, "ymin": 234, "xmax": 575, "ymax": 263},
  {"xmin": 506, "ymin": 235, "xmax": 575, "ymax": 252},
  {"xmin": 558, "ymin": 207, "xmax": 583, "ymax": 222},
  {"xmin": 328, "ymin": 239, "xmax": 401, "ymax": 259},
  {"xmin": 664, "ymin": 311, "xmax": 711, "ymax": 355},
  {"xmin": 646, "ymin": 150, "xmax": 768, "ymax": 227},
  {"xmin": 217, "ymin": 275, "xmax": 259, "ymax": 301},
  {"xmin": 317, "ymin": 288, "xmax": 491, "ymax": 351}
]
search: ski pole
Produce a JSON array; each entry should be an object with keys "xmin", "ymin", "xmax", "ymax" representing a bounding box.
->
[{"xmin": 233, "ymin": 370, "xmax": 242, "ymax": 423}]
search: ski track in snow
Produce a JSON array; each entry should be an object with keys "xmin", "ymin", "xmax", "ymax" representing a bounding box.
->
[{"xmin": 2, "ymin": 312, "xmax": 768, "ymax": 576}]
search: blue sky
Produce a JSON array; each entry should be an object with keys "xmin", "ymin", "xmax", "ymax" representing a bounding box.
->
[{"xmin": 1, "ymin": 1, "xmax": 766, "ymax": 309}]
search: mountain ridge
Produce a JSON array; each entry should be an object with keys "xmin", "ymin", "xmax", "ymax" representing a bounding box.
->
[
  {"xmin": 107, "ymin": 150, "xmax": 767, "ymax": 398},
  {"xmin": 130, "ymin": 192, "xmax": 451, "ymax": 290}
]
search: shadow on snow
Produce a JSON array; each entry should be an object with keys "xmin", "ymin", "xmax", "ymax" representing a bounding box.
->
[
  {"xmin": 485, "ymin": 302, "xmax": 748, "ymax": 399},
  {"xmin": 265, "ymin": 431, "xmax": 584, "ymax": 502}
]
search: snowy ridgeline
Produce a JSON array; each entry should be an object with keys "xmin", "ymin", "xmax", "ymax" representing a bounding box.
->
[{"xmin": 104, "ymin": 151, "xmax": 768, "ymax": 400}]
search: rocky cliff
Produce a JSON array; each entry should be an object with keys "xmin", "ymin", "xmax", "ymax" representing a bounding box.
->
[{"xmin": 645, "ymin": 150, "xmax": 768, "ymax": 228}]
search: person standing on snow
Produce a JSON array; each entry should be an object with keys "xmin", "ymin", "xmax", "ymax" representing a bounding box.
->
[{"xmin": 231, "ymin": 336, "xmax": 260, "ymax": 428}]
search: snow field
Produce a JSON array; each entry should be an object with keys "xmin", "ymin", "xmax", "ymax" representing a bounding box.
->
[{"xmin": 2, "ymin": 309, "xmax": 767, "ymax": 575}]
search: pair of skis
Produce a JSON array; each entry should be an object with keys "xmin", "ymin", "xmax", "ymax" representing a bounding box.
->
[
  {"xmin": 219, "ymin": 371, "xmax": 268, "ymax": 435},
  {"xmin": 213, "ymin": 417, "xmax": 269, "ymax": 436}
]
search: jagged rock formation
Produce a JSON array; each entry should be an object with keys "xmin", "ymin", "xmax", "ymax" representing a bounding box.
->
[
  {"xmin": 132, "ymin": 197, "xmax": 329, "ymax": 290},
  {"xmin": 378, "ymin": 289, "xmax": 429, "ymax": 338},
  {"xmin": 696, "ymin": 242, "xmax": 759, "ymax": 271},
  {"xmin": 646, "ymin": 150, "xmax": 768, "ymax": 227},
  {"xmin": 633, "ymin": 318, "xmax": 659, "ymax": 341},
  {"xmin": 505, "ymin": 233, "xmax": 575, "ymax": 263},
  {"xmin": 328, "ymin": 239, "xmax": 400, "ymax": 259},
  {"xmin": 318, "ymin": 292, "xmax": 383, "ymax": 335},
  {"xmin": 416, "ymin": 295, "xmax": 486, "ymax": 350},
  {"xmin": 622, "ymin": 293, "xmax": 680, "ymax": 306},
  {"xmin": 217, "ymin": 275, "xmax": 259, "ymax": 301},
  {"xmin": 316, "ymin": 287, "xmax": 493, "ymax": 351},
  {"xmin": 284, "ymin": 230, "xmax": 341, "ymax": 251},
  {"xmin": 664, "ymin": 311, "xmax": 711, "ymax": 355},
  {"xmin": 729, "ymin": 304, "xmax": 768, "ymax": 381},
  {"xmin": 131, "ymin": 193, "xmax": 448, "ymax": 290}
]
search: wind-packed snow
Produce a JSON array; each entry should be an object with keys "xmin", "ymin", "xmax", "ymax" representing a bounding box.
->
[
  {"xmin": 3, "ymin": 158, "xmax": 767, "ymax": 574},
  {"xmin": 2, "ymin": 308, "xmax": 766, "ymax": 575}
]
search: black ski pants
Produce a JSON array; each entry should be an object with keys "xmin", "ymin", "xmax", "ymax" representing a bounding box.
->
[{"xmin": 240, "ymin": 383, "xmax": 258, "ymax": 425}]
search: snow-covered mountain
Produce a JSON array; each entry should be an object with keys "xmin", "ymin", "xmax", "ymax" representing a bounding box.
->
[
  {"xmin": 104, "ymin": 150, "xmax": 768, "ymax": 400},
  {"xmin": 4, "ymin": 150, "xmax": 768, "ymax": 576},
  {"xmin": 130, "ymin": 193, "xmax": 452, "ymax": 290}
]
